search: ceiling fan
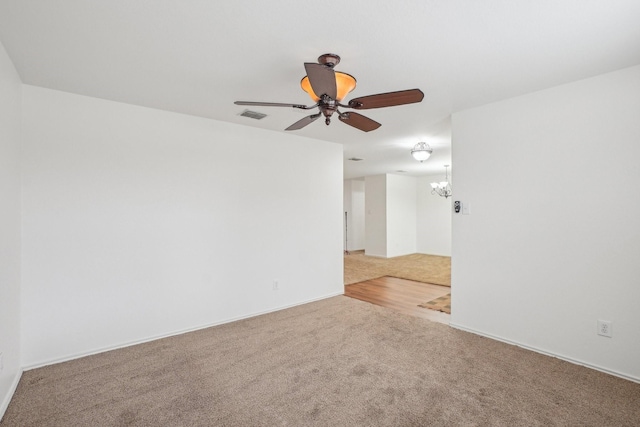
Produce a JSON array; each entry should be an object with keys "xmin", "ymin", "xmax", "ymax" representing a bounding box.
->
[{"xmin": 235, "ymin": 53, "xmax": 424, "ymax": 132}]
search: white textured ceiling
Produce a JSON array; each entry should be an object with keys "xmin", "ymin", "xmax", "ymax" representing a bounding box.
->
[{"xmin": 1, "ymin": 1, "xmax": 639, "ymax": 179}]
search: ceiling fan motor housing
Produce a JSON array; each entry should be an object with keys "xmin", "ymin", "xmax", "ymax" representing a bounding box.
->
[{"xmin": 317, "ymin": 53, "xmax": 340, "ymax": 68}]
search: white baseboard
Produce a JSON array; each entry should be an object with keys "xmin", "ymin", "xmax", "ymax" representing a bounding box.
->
[
  {"xmin": 23, "ymin": 291, "xmax": 344, "ymax": 372},
  {"xmin": 416, "ymin": 251, "xmax": 451, "ymax": 257},
  {"xmin": 449, "ymin": 322, "xmax": 640, "ymax": 384},
  {"xmin": 364, "ymin": 253, "xmax": 387, "ymax": 258},
  {"xmin": 0, "ymin": 369, "xmax": 23, "ymax": 422}
]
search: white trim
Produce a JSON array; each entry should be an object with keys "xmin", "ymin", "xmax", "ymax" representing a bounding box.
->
[
  {"xmin": 449, "ymin": 322, "xmax": 640, "ymax": 384},
  {"xmin": 363, "ymin": 253, "xmax": 387, "ymax": 258},
  {"xmin": 23, "ymin": 291, "xmax": 343, "ymax": 371},
  {"xmin": 0, "ymin": 369, "xmax": 23, "ymax": 421}
]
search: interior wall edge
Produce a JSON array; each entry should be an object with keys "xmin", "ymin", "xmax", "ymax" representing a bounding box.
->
[{"xmin": 0, "ymin": 369, "xmax": 22, "ymax": 422}]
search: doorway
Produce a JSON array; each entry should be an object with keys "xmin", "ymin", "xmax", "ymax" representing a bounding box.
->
[{"xmin": 343, "ymin": 175, "xmax": 452, "ymax": 321}]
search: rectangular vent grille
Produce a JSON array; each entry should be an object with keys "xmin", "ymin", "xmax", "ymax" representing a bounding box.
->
[{"xmin": 240, "ymin": 110, "xmax": 267, "ymax": 120}]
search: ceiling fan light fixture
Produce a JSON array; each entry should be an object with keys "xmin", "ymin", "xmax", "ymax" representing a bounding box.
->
[
  {"xmin": 411, "ymin": 142, "xmax": 433, "ymax": 162},
  {"xmin": 300, "ymin": 71, "xmax": 357, "ymax": 102},
  {"xmin": 235, "ymin": 54, "xmax": 423, "ymax": 132}
]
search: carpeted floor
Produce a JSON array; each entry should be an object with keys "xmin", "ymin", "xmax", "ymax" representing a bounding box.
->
[
  {"xmin": 344, "ymin": 252, "xmax": 451, "ymax": 286},
  {"xmin": 3, "ymin": 296, "xmax": 639, "ymax": 426}
]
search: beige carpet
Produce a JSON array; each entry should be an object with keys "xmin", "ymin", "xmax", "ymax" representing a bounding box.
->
[
  {"xmin": 419, "ymin": 293, "xmax": 452, "ymax": 314},
  {"xmin": 345, "ymin": 252, "xmax": 451, "ymax": 286},
  {"xmin": 3, "ymin": 296, "xmax": 639, "ymax": 426}
]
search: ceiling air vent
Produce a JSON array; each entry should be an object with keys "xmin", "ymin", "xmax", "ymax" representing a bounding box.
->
[
  {"xmin": 239, "ymin": 110, "xmax": 267, "ymax": 120},
  {"xmin": 348, "ymin": 157, "xmax": 363, "ymax": 161}
]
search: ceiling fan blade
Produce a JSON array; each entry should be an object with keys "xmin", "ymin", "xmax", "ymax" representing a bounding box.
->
[
  {"xmin": 304, "ymin": 63, "xmax": 337, "ymax": 100},
  {"xmin": 285, "ymin": 113, "xmax": 321, "ymax": 131},
  {"xmin": 235, "ymin": 101, "xmax": 307, "ymax": 108},
  {"xmin": 338, "ymin": 112, "xmax": 381, "ymax": 132},
  {"xmin": 347, "ymin": 89, "xmax": 424, "ymax": 109}
]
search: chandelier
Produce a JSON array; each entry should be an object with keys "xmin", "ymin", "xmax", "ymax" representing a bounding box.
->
[
  {"xmin": 431, "ymin": 165, "xmax": 452, "ymax": 198},
  {"xmin": 411, "ymin": 142, "xmax": 433, "ymax": 162}
]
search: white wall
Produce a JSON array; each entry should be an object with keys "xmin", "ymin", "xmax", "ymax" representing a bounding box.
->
[
  {"xmin": 20, "ymin": 86, "xmax": 344, "ymax": 367},
  {"xmin": 417, "ymin": 175, "xmax": 452, "ymax": 256},
  {"xmin": 343, "ymin": 180, "xmax": 352, "ymax": 252},
  {"xmin": 364, "ymin": 174, "xmax": 418, "ymax": 258},
  {"xmin": 451, "ymin": 65, "xmax": 640, "ymax": 380},
  {"xmin": 351, "ymin": 180, "xmax": 365, "ymax": 250},
  {"xmin": 0, "ymin": 41, "xmax": 22, "ymax": 416},
  {"xmin": 0, "ymin": 44, "xmax": 22, "ymax": 417},
  {"xmin": 343, "ymin": 179, "xmax": 365, "ymax": 252},
  {"xmin": 386, "ymin": 174, "xmax": 417, "ymax": 257},
  {"xmin": 364, "ymin": 175, "xmax": 387, "ymax": 257}
]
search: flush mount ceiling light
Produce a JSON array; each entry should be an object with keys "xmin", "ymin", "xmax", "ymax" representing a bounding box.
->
[
  {"xmin": 431, "ymin": 165, "xmax": 452, "ymax": 198},
  {"xmin": 411, "ymin": 142, "xmax": 433, "ymax": 162}
]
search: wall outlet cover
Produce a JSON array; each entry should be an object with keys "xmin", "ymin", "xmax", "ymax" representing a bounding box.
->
[{"xmin": 597, "ymin": 320, "xmax": 612, "ymax": 338}]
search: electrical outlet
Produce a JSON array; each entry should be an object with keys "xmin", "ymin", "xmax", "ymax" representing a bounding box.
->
[
  {"xmin": 273, "ymin": 280, "xmax": 279, "ymax": 291},
  {"xmin": 597, "ymin": 320, "xmax": 612, "ymax": 338}
]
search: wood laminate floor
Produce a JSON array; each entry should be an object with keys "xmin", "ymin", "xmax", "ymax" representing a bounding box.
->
[{"xmin": 344, "ymin": 276, "xmax": 451, "ymax": 324}]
